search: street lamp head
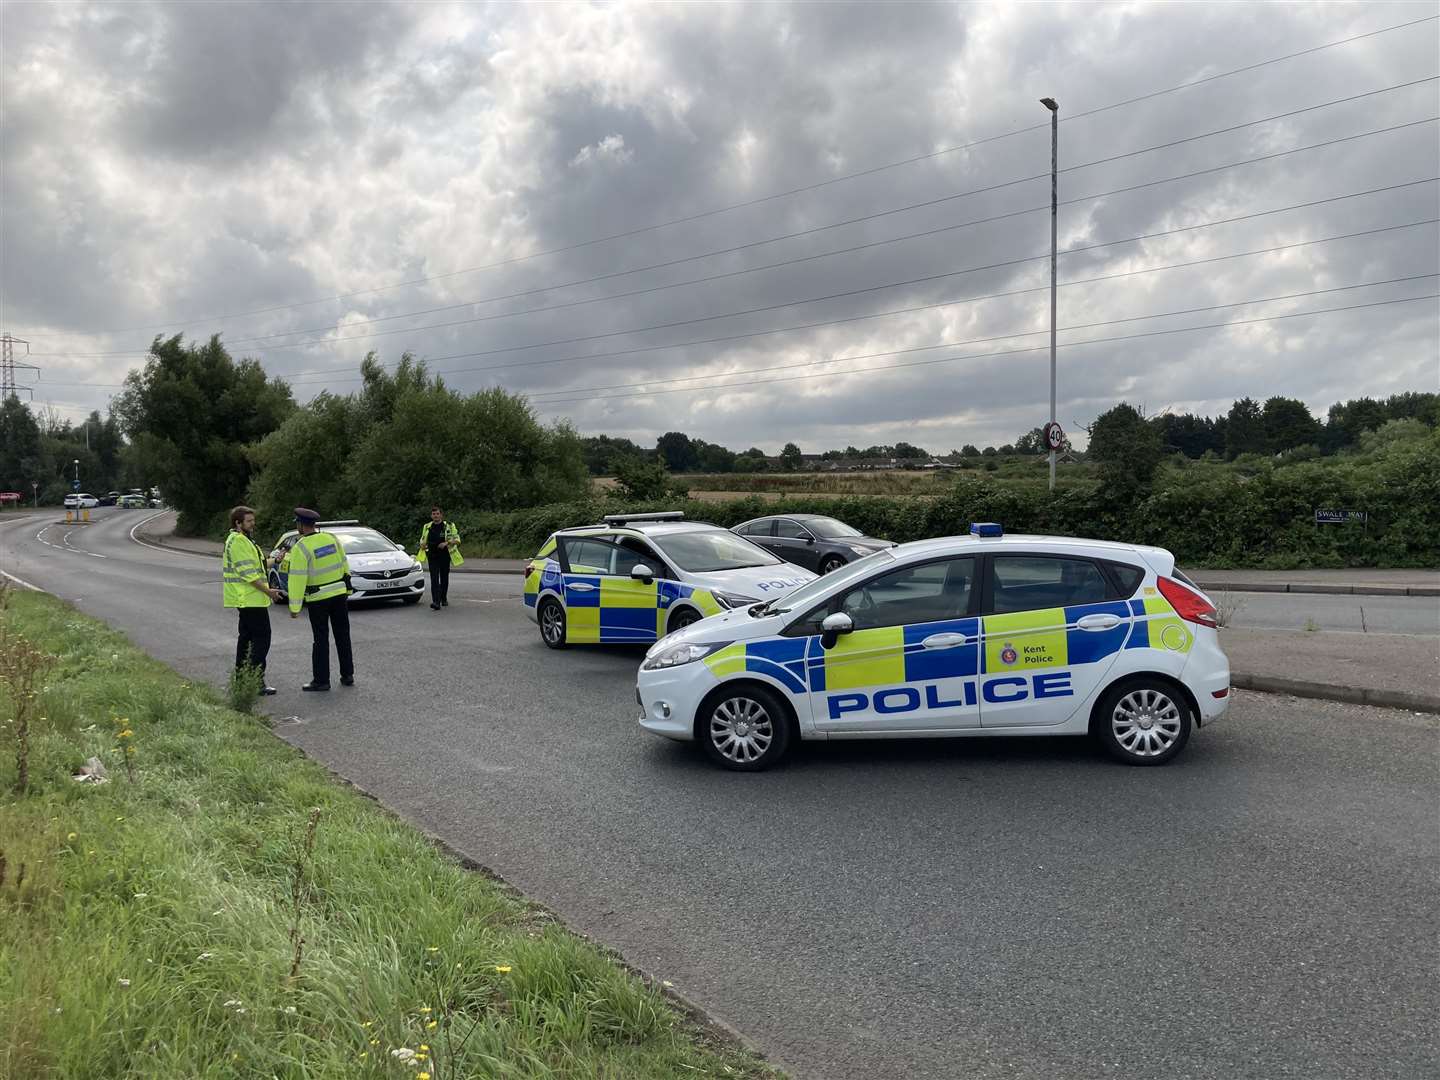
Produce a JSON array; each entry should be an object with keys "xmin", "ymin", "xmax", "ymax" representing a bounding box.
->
[{"xmin": 1040, "ymin": 97, "xmax": 1059, "ymax": 112}]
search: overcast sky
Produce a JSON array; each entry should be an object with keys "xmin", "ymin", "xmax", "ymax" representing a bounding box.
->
[{"xmin": 3, "ymin": 0, "xmax": 1437, "ymax": 452}]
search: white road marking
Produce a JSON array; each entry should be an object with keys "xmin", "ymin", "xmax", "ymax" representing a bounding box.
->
[
  {"xmin": 61, "ymin": 524, "xmax": 107, "ymax": 559},
  {"xmin": 0, "ymin": 567, "xmax": 42, "ymax": 592}
]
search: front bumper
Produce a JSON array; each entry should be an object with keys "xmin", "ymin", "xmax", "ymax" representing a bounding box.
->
[{"xmin": 637, "ymin": 661, "xmax": 715, "ymax": 742}]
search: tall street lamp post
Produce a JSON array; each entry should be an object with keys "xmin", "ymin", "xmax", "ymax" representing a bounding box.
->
[{"xmin": 1040, "ymin": 96, "xmax": 1059, "ymax": 492}]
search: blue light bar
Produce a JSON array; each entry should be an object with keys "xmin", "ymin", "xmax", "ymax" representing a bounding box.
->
[{"xmin": 969, "ymin": 522, "xmax": 1003, "ymax": 537}]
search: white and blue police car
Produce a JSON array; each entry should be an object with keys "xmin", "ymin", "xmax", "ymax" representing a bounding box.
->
[
  {"xmin": 524, "ymin": 513, "xmax": 815, "ymax": 648},
  {"xmin": 636, "ymin": 524, "xmax": 1230, "ymax": 769}
]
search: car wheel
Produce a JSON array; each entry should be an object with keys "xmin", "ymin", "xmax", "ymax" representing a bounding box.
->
[
  {"xmin": 538, "ymin": 598, "xmax": 567, "ymax": 649},
  {"xmin": 666, "ymin": 607, "xmax": 701, "ymax": 635},
  {"xmin": 1094, "ymin": 677, "xmax": 1192, "ymax": 766},
  {"xmin": 699, "ymin": 684, "xmax": 793, "ymax": 771},
  {"xmin": 819, "ymin": 555, "xmax": 847, "ymax": 574}
]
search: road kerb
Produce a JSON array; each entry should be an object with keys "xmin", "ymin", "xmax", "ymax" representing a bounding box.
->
[{"xmin": 1231, "ymin": 672, "xmax": 1440, "ymax": 714}]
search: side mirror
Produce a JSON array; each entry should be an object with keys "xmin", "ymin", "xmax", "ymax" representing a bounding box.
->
[
  {"xmin": 804, "ymin": 534, "xmax": 816, "ymax": 545},
  {"xmin": 820, "ymin": 611, "xmax": 854, "ymax": 649},
  {"xmin": 630, "ymin": 563, "xmax": 655, "ymax": 585}
]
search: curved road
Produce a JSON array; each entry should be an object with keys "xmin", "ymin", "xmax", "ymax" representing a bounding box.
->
[{"xmin": 2, "ymin": 510, "xmax": 1436, "ymax": 1079}]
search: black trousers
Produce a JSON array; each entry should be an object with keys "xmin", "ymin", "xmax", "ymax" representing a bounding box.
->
[
  {"xmin": 306, "ymin": 595, "xmax": 354, "ymax": 685},
  {"xmin": 235, "ymin": 607, "xmax": 272, "ymax": 673},
  {"xmin": 428, "ymin": 558, "xmax": 451, "ymax": 604}
]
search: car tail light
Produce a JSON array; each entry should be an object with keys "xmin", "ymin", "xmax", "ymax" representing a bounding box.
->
[
  {"xmin": 524, "ymin": 562, "xmax": 535, "ymax": 579},
  {"xmin": 1158, "ymin": 576, "xmax": 1218, "ymax": 628}
]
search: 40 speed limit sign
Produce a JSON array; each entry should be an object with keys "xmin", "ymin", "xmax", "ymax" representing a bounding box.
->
[{"xmin": 1043, "ymin": 421, "xmax": 1065, "ymax": 451}]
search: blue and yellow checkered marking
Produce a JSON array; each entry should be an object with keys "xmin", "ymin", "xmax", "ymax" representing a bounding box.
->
[
  {"xmin": 1125, "ymin": 597, "xmax": 1192, "ymax": 653},
  {"xmin": 532, "ymin": 567, "xmax": 729, "ymax": 645}
]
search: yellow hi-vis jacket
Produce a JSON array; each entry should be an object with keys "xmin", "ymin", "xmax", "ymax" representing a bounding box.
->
[
  {"xmin": 417, "ymin": 520, "xmax": 464, "ymax": 566},
  {"xmin": 286, "ymin": 531, "xmax": 351, "ymax": 614},
  {"xmin": 222, "ymin": 530, "xmax": 271, "ymax": 609}
]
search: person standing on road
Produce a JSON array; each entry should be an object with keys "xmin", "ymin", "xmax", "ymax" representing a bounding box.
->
[
  {"xmin": 222, "ymin": 505, "xmax": 281, "ymax": 696},
  {"xmin": 286, "ymin": 507, "xmax": 355, "ymax": 691},
  {"xmin": 417, "ymin": 506, "xmax": 463, "ymax": 610}
]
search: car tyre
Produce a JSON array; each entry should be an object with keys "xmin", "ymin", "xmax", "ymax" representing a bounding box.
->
[
  {"xmin": 699, "ymin": 684, "xmax": 793, "ymax": 771},
  {"xmin": 538, "ymin": 598, "xmax": 568, "ymax": 649},
  {"xmin": 1094, "ymin": 677, "xmax": 1192, "ymax": 766},
  {"xmin": 666, "ymin": 607, "xmax": 701, "ymax": 635},
  {"xmin": 819, "ymin": 555, "xmax": 847, "ymax": 574}
]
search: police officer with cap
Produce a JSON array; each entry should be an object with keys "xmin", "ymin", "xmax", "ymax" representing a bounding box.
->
[{"xmin": 285, "ymin": 507, "xmax": 355, "ymax": 691}]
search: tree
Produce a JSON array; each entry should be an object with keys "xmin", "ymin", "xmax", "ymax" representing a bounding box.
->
[
  {"xmin": 1224, "ymin": 397, "xmax": 1265, "ymax": 459},
  {"xmin": 1152, "ymin": 413, "xmax": 1224, "ymax": 459},
  {"xmin": 1261, "ymin": 396, "xmax": 1320, "ymax": 454},
  {"xmin": 0, "ymin": 398, "xmax": 43, "ymax": 492},
  {"xmin": 960, "ymin": 444, "xmax": 980, "ymax": 457},
  {"xmin": 248, "ymin": 353, "xmax": 587, "ymax": 537},
  {"xmin": 692, "ymin": 439, "xmax": 736, "ymax": 473},
  {"xmin": 997, "ymin": 443, "xmax": 1017, "ymax": 456},
  {"xmin": 116, "ymin": 334, "xmax": 295, "ymax": 533},
  {"xmin": 1323, "ymin": 396, "xmax": 1389, "ymax": 453},
  {"xmin": 613, "ymin": 454, "xmax": 671, "ymax": 500},
  {"xmin": 778, "ymin": 442, "xmax": 803, "ymax": 470},
  {"xmin": 1015, "ymin": 428, "xmax": 1044, "ymax": 455},
  {"xmin": 656, "ymin": 431, "xmax": 698, "ymax": 472},
  {"xmin": 580, "ymin": 434, "xmax": 646, "ymax": 475},
  {"xmin": 892, "ymin": 441, "xmax": 928, "ymax": 460},
  {"xmin": 1088, "ymin": 402, "xmax": 1163, "ymax": 491},
  {"xmin": 980, "ymin": 446, "xmax": 997, "ymax": 457}
]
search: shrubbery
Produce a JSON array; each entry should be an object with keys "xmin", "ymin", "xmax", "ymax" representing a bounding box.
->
[{"xmin": 460, "ymin": 424, "xmax": 1440, "ymax": 568}]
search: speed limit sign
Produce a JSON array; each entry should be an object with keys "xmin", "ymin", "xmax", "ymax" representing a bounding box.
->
[{"xmin": 1043, "ymin": 421, "xmax": 1065, "ymax": 451}]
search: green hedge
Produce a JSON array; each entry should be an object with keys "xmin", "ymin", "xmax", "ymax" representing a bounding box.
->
[{"xmin": 458, "ymin": 429, "xmax": 1440, "ymax": 568}]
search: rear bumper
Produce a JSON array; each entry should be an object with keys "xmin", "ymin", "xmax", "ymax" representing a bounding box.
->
[{"xmin": 1187, "ymin": 639, "xmax": 1231, "ymax": 726}]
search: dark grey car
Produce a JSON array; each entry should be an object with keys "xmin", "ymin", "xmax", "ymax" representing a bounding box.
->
[{"xmin": 731, "ymin": 514, "xmax": 894, "ymax": 574}]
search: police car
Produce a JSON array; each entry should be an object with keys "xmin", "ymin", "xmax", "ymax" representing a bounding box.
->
[
  {"xmin": 636, "ymin": 524, "xmax": 1230, "ymax": 770},
  {"xmin": 524, "ymin": 513, "xmax": 815, "ymax": 647},
  {"xmin": 268, "ymin": 521, "xmax": 425, "ymax": 604}
]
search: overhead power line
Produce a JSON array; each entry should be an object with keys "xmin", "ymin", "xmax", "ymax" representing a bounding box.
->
[
  {"xmin": 523, "ymin": 276, "xmax": 1439, "ymax": 400},
  {"xmin": 207, "ymin": 116, "xmax": 1440, "ymax": 357},
  {"xmin": 530, "ymin": 294, "xmax": 1440, "ymax": 408},
  {"xmin": 20, "ymin": 12, "xmax": 1437, "ymax": 340},
  {"xmin": 97, "ymin": 77, "xmax": 1434, "ymax": 354},
  {"xmin": 258, "ymin": 164, "xmax": 1438, "ymax": 383},
  {"xmin": 280, "ymin": 212, "xmax": 1438, "ymax": 388}
]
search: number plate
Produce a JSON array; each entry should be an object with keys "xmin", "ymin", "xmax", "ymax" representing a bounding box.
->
[{"xmin": 375, "ymin": 580, "xmax": 402, "ymax": 589}]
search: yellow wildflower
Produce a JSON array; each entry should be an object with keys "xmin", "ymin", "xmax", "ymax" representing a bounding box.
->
[
  {"xmin": 494, "ymin": 965, "xmax": 512, "ymax": 974},
  {"xmin": 419, "ymin": 1044, "xmax": 430, "ymax": 1052},
  {"xmin": 419, "ymin": 1006, "xmax": 432, "ymax": 1015},
  {"xmin": 67, "ymin": 832, "xmax": 77, "ymax": 841},
  {"xmin": 426, "ymin": 946, "xmax": 439, "ymax": 953},
  {"xmin": 417, "ymin": 1073, "xmax": 431, "ymax": 1080},
  {"xmin": 426, "ymin": 1020, "xmax": 437, "ymax": 1030}
]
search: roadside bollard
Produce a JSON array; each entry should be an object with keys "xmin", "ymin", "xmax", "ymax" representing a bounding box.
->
[
  {"xmin": 65, "ymin": 510, "xmax": 73, "ymax": 524},
  {"xmin": 83, "ymin": 508, "xmax": 90, "ymax": 522}
]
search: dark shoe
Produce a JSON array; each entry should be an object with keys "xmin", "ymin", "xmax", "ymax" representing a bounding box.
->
[
  {"xmin": 430, "ymin": 602, "xmax": 440, "ymax": 610},
  {"xmin": 440, "ymin": 600, "xmax": 448, "ymax": 607},
  {"xmin": 340, "ymin": 676, "xmax": 354, "ymax": 687},
  {"xmin": 301, "ymin": 682, "xmax": 331, "ymax": 692},
  {"xmin": 260, "ymin": 686, "xmax": 278, "ymax": 696}
]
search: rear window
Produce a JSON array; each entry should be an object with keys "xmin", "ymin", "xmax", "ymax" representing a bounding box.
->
[
  {"xmin": 1172, "ymin": 567, "xmax": 1199, "ymax": 590},
  {"xmin": 1105, "ymin": 561, "xmax": 1145, "ymax": 597}
]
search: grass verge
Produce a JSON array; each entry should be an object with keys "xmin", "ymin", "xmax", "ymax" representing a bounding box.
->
[{"xmin": 0, "ymin": 590, "xmax": 777, "ymax": 1079}]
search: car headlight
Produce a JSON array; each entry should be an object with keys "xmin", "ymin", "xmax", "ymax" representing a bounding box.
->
[
  {"xmin": 714, "ymin": 591, "xmax": 759, "ymax": 609},
  {"xmin": 642, "ymin": 640, "xmax": 729, "ymax": 671},
  {"xmin": 411, "ymin": 562, "xmax": 423, "ymax": 574}
]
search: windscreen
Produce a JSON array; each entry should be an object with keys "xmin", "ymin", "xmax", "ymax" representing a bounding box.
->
[
  {"xmin": 333, "ymin": 529, "xmax": 397, "ymax": 555},
  {"xmin": 653, "ymin": 529, "xmax": 782, "ymax": 572},
  {"xmin": 808, "ymin": 517, "xmax": 863, "ymax": 538},
  {"xmin": 766, "ymin": 547, "xmax": 897, "ymax": 613}
]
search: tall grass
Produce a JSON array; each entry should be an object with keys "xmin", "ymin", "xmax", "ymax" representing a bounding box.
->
[{"xmin": 0, "ymin": 592, "xmax": 776, "ymax": 1079}]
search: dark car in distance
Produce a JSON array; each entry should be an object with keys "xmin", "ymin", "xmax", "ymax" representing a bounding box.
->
[{"xmin": 731, "ymin": 514, "xmax": 894, "ymax": 574}]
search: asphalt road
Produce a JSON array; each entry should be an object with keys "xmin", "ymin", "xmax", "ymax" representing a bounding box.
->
[{"xmin": 2, "ymin": 509, "xmax": 1437, "ymax": 1080}]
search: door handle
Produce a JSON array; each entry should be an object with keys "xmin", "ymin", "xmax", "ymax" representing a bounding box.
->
[
  {"xmin": 567, "ymin": 582, "xmax": 596, "ymax": 592},
  {"xmin": 1076, "ymin": 613, "xmax": 1121, "ymax": 631},
  {"xmin": 920, "ymin": 632, "xmax": 969, "ymax": 650}
]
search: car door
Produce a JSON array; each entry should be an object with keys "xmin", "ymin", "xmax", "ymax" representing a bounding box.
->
[
  {"xmin": 557, "ymin": 535, "xmax": 660, "ymax": 644},
  {"xmin": 736, "ymin": 518, "xmax": 783, "ymax": 561},
  {"xmin": 806, "ymin": 555, "xmax": 981, "ymax": 733},
  {"xmin": 978, "ymin": 554, "xmax": 1132, "ymax": 728},
  {"xmin": 770, "ymin": 518, "xmax": 821, "ymax": 570}
]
